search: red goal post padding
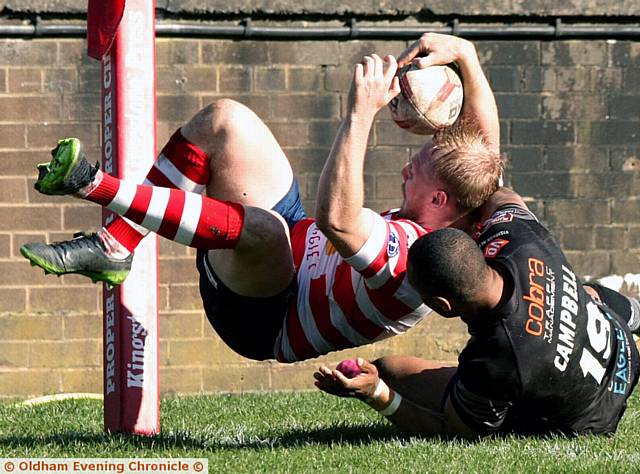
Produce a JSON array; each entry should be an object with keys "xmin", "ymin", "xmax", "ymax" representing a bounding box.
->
[{"xmin": 88, "ymin": 0, "xmax": 160, "ymax": 435}]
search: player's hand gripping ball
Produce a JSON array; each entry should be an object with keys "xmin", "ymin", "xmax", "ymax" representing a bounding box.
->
[
  {"xmin": 388, "ymin": 63, "xmax": 463, "ymax": 135},
  {"xmin": 336, "ymin": 359, "xmax": 362, "ymax": 379}
]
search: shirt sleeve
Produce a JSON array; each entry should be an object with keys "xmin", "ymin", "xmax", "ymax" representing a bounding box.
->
[{"xmin": 450, "ymin": 377, "xmax": 512, "ymax": 435}]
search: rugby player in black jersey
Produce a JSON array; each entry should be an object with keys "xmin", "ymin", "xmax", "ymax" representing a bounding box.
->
[{"xmin": 314, "ymin": 187, "xmax": 640, "ymax": 438}]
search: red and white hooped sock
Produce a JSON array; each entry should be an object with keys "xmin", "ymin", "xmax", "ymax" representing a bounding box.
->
[
  {"xmin": 82, "ymin": 171, "xmax": 244, "ymax": 249},
  {"xmin": 101, "ymin": 129, "xmax": 211, "ymax": 253}
]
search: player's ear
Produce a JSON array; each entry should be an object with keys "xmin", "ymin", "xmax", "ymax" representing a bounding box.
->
[
  {"xmin": 435, "ymin": 296, "xmax": 452, "ymax": 312},
  {"xmin": 432, "ymin": 190, "xmax": 448, "ymax": 208}
]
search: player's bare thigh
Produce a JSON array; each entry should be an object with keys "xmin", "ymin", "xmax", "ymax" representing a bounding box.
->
[
  {"xmin": 374, "ymin": 355, "xmax": 457, "ymax": 412},
  {"xmin": 181, "ymin": 98, "xmax": 294, "ymax": 209}
]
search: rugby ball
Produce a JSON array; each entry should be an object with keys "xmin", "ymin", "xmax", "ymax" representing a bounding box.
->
[{"xmin": 388, "ymin": 63, "xmax": 464, "ymax": 135}]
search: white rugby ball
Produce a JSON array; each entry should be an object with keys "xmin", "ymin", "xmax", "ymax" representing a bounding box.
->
[{"xmin": 389, "ymin": 63, "xmax": 464, "ymax": 135}]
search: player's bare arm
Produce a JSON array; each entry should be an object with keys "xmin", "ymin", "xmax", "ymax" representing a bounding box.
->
[
  {"xmin": 315, "ymin": 54, "xmax": 401, "ymax": 257},
  {"xmin": 477, "ymin": 187, "xmax": 529, "ymax": 223},
  {"xmin": 314, "ymin": 358, "xmax": 478, "ymax": 439},
  {"xmin": 397, "ymin": 33, "xmax": 500, "ymax": 151}
]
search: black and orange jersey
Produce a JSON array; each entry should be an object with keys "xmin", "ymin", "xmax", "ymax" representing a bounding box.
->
[{"xmin": 450, "ymin": 205, "xmax": 639, "ymax": 435}]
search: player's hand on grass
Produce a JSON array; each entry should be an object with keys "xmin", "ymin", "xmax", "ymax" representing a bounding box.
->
[
  {"xmin": 397, "ymin": 32, "xmax": 474, "ymax": 69},
  {"xmin": 347, "ymin": 54, "xmax": 400, "ymax": 122},
  {"xmin": 313, "ymin": 358, "xmax": 381, "ymax": 400}
]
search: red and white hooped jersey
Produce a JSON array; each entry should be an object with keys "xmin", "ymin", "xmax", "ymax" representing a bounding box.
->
[{"xmin": 274, "ymin": 208, "xmax": 432, "ymax": 362}]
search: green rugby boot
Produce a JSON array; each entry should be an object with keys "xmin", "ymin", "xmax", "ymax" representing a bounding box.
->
[
  {"xmin": 34, "ymin": 138, "xmax": 99, "ymax": 195},
  {"xmin": 20, "ymin": 233, "xmax": 132, "ymax": 286}
]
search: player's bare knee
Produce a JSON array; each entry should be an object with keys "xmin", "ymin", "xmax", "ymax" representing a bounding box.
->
[{"xmin": 182, "ymin": 99, "xmax": 248, "ymax": 145}]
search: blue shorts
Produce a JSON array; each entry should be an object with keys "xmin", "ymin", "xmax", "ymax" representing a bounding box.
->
[
  {"xmin": 196, "ymin": 177, "xmax": 305, "ymax": 360},
  {"xmin": 271, "ymin": 177, "xmax": 307, "ymax": 230}
]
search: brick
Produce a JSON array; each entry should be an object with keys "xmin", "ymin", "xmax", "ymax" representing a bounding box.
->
[
  {"xmin": 0, "ymin": 40, "xmax": 58, "ymax": 66},
  {"xmin": 0, "ymin": 177, "xmax": 27, "ymax": 203},
  {"xmin": 610, "ymin": 42, "xmax": 640, "ymax": 68},
  {"xmin": 160, "ymin": 311, "xmax": 202, "ymax": 338},
  {"xmin": 374, "ymin": 173, "xmax": 402, "ymax": 200},
  {"xmin": 201, "ymin": 94, "xmax": 271, "ymax": 120},
  {"xmin": 511, "ymin": 120, "xmax": 575, "ymax": 145},
  {"xmin": 564, "ymin": 250, "xmax": 610, "ymax": 278},
  {"xmin": 627, "ymin": 226, "xmax": 640, "ymax": 249},
  {"xmin": 0, "ymin": 124, "xmax": 27, "ymax": 150},
  {"xmin": 26, "ymin": 122, "xmax": 100, "ymax": 149},
  {"xmin": 0, "ymin": 68, "xmax": 6, "ymax": 92},
  {"xmin": 30, "ymin": 340, "xmax": 101, "ymax": 368},
  {"xmin": 496, "ymin": 94, "xmax": 540, "ymax": 119},
  {"xmin": 477, "ymin": 42, "xmax": 540, "ymax": 66},
  {"xmin": 542, "ymin": 42, "xmax": 607, "ymax": 67},
  {"xmin": 364, "ymin": 146, "xmax": 411, "ymax": 173},
  {"xmin": 156, "ymin": 40, "xmax": 200, "ymax": 65},
  {"xmin": 158, "ymin": 257, "xmax": 199, "ymax": 284},
  {"xmin": 574, "ymin": 173, "xmax": 636, "ymax": 199},
  {"xmin": 324, "ymin": 65, "xmax": 352, "ymax": 93},
  {"xmin": 0, "ymin": 288, "xmax": 27, "ymax": 312},
  {"xmin": 266, "ymin": 121, "xmax": 309, "ymax": 148},
  {"xmin": 159, "ymin": 238, "xmax": 190, "ymax": 257},
  {"xmin": 544, "ymin": 146, "xmax": 609, "ymax": 172},
  {"xmin": 554, "ymin": 67, "xmax": 590, "ymax": 92},
  {"xmin": 30, "ymin": 286, "xmax": 100, "ymax": 313},
  {"xmin": 166, "ymin": 339, "xmax": 218, "ymax": 366},
  {"xmin": 545, "ymin": 199, "xmax": 610, "ymax": 226},
  {"xmin": 375, "ymin": 120, "xmax": 430, "ymax": 147},
  {"xmin": 61, "ymin": 368, "xmax": 102, "ymax": 393},
  {"xmin": 62, "ymin": 205, "xmax": 101, "ymax": 230},
  {"xmin": 0, "ymin": 150, "xmax": 55, "ymax": 176},
  {"xmin": 167, "ymin": 285, "xmax": 203, "ymax": 312},
  {"xmin": 289, "ymin": 67, "xmax": 323, "ymax": 92},
  {"xmin": 77, "ymin": 67, "xmax": 101, "ymax": 92},
  {"xmin": 255, "ymin": 67, "xmax": 286, "ymax": 92},
  {"xmin": 0, "ymin": 233, "xmax": 10, "ymax": 258},
  {"xmin": 608, "ymin": 96, "xmax": 640, "ymax": 120},
  {"xmin": 503, "ymin": 146, "xmax": 543, "ymax": 172},
  {"xmin": 219, "ymin": 65, "xmax": 252, "ymax": 93},
  {"xmin": 612, "ymin": 199, "xmax": 640, "ymax": 223},
  {"xmin": 595, "ymin": 225, "xmax": 627, "ymax": 250},
  {"xmin": 285, "ymin": 149, "xmax": 327, "ymax": 178},
  {"xmin": 157, "ymin": 95, "xmax": 201, "ymax": 122},
  {"xmin": 271, "ymin": 94, "xmax": 340, "ymax": 119},
  {"xmin": 0, "ymin": 96, "xmax": 61, "ymax": 122},
  {"xmin": 160, "ymin": 367, "xmax": 202, "ymax": 394},
  {"xmin": 0, "ymin": 369, "xmax": 61, "ymax": 397},
  {"xmin": 44, "ymin": 68, "xmax": 77, "ymax": 93},
  {"xmin": 562, "ymin": 226, "xmax": 594, "ymax": 251},
  {"xmin": 270, "ymin": 40, "xmax": 342, "ymax": 66},
  {"xmin": 0, "ymin": 314, "xmax": 63, "ymax": 340},
  {"xmin": 579, "ymin": 120, "xmax": 640, "ymax": 145},
  {"xmin": 8, "ymin": 68, "xmax": 42, "ymax": 93},
  {"xmin": 521, "ymin": 67, "xmax": 555, "ymax": 92},
  {"xmin": 541, "ymin": 94, "xmax": 606, "ymax": 121},
  {"xmin": 0, "ymin": 342, "xmax": 29, "ymax": 367},
  {"xmin": 63, "ymin": 313, "xmax": 103, "ymax": 339},
  {"xmin": 202, "ymin": 365, "xmax": 270, "ymax": 393},
  {"xmin": 0, "ymin": 206, "xmax": 62, "ymax": 231},
  {"xmin": 590, "ymin": 67, "xmax": 623, "ymax": 93},
  {"xmin": 611, "ymin": 251, "xmax": 640, "ymax": 275},
  {"xmin": 58, "ymin": 41, "xmax": 95, "ymax": 68},
  {"xmin": 338, "ymin": 40, "xmax": 406, "ymax": 66},
  {"xmin": 26, "ymin": 180, "xmax": 78, "ymax": 205},
  {"xmin": 308, "ymin": 120, "xmax": 341, "ymax": 148},
  {"xmin": 62, "ymin": 94, "xmax": 101, "ymax": 121},
  {"xmin": 611, "ymin": 147, "xmax": 640, "ymax": 171},
  {"xmin": 202, "ymin": 42, "xmax": 268, "ymax": 66},
  {"xmin": 488, "ymin": 67, "xmax": 518, "ymax": 92},
  {"xmin": 270, "ymin": 362, "xmax": 318, "ymax": 391},
  {"xmin": 510, "ymin": 172, "xmax": 575, "ymax": 198}
]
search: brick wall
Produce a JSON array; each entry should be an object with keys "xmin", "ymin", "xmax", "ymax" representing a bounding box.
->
[{"xmin": 0, "ymin": 37, "xmax": 638, "ymax": 399}]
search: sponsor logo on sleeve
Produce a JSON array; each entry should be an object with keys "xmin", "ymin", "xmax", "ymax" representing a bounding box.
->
[{"xmin": 483, "ymin": 238, "xmax": 510, "ymax": 258}]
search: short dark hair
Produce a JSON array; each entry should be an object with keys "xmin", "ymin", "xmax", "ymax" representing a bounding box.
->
[{"xmin": 408, "ymin": 228, "xmax": 489, "ymax": 306}]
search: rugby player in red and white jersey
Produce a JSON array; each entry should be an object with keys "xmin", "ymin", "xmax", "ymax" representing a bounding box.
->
[{"xmin": 22, "ymin": 34, "xmax": 502, "ymax": 363}]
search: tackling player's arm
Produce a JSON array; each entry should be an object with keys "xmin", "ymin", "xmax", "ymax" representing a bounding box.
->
[
  {"xmin": 478, "ymin": 187, "xmax": 529, "ymax": 223},
  {"xmin": 397, "ymin": 33, "xmax": 499, "ymax": 152},
  {"xmin": 315, "ymin": 54, "xmax": 400, "ymax": 258}
]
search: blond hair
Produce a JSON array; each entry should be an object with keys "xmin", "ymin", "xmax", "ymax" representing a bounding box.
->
[{"xmin": 428, "ymin": 120, "xmax": 504, "ymax": 210}]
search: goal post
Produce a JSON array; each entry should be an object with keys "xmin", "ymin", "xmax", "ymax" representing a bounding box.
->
[{"xmin": 89, "ymin": 0, "xmax": 160, "ymax": 435}]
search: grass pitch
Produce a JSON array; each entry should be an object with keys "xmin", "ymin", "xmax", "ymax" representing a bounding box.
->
[{"xmin": 1, "ymin": 391, "xmax": 639, "ymax": 473}]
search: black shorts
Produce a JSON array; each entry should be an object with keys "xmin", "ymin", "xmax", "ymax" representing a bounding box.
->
[{"xmin": 195, "ymin": 178, "xmax": 305, "ymax": 360}]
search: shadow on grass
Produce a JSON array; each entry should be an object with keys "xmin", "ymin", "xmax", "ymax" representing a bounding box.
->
[{"xmin": 0, "ymin": 423, "xmax": 414, "ymax": 452}]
